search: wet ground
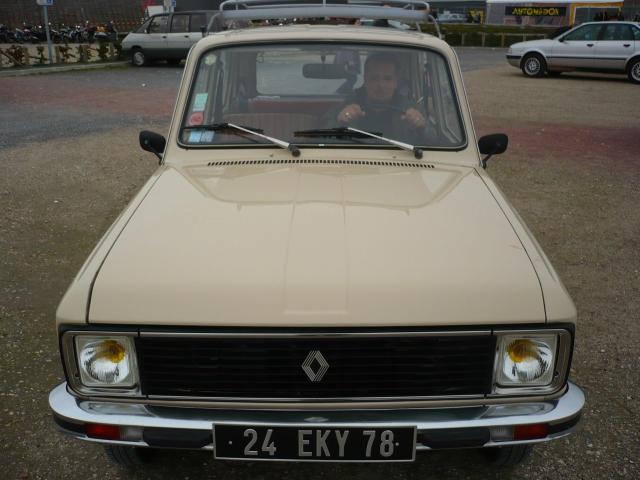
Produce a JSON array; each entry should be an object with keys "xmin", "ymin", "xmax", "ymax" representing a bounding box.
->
[{"xmin": 1, "ymin": 50, "xmax": 639, "ymax": 479}]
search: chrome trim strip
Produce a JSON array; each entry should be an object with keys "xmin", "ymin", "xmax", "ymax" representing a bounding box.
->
[
  {"xmin": 139, "ymin": 330, "xmax": 491, "ymax": 338},
  {"xmin": 146, "ymin": 393, "xmax": 482, "ymax": 403}
]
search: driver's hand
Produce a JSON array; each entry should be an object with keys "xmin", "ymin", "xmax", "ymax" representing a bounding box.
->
[
  {"xmin": 338, "ymin": 104, "xmax": 365, "ymax": 123},
  {"xmin": 401, "ymin": 108, "xmax": 426, "ymax": 129}
]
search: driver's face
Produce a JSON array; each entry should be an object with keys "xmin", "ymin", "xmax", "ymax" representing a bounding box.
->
[{"xmin": 364, "ymin": 61, "xmax": 398, "ymax": 103}]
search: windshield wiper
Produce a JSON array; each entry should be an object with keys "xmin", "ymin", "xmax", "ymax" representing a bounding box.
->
[
  {"xmin": 346, "ymin": 127, "xmax": 423, "ymax": 159},
  {"xmin": 295, "ymin": 127, "xmax": 423, "ymax": 159},
  {"xmin": 294, "ymin": 127, "xmax": 382, "ymax": 138},
  {"xmin": 183, "ymin": 123, "xmax": 300, "ymax": 157}
]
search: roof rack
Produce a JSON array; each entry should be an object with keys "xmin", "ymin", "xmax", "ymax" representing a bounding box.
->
[{"xmin": 215, "ymin": 0, "xmax": 441, "ymax": 35}]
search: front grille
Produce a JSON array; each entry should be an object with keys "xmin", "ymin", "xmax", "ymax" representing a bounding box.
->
[{"xmin": 136, "ymin": 334, "xmax": 496, "ymax": 400}]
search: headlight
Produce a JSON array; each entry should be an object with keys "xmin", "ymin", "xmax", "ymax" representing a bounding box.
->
[
  {"xmin": 71, "ymin": 335, "xmax": 139, "ymax": 391},
  {"xmin": 496, "ymin": 335, "xmax": 557, "ymax": 386}
]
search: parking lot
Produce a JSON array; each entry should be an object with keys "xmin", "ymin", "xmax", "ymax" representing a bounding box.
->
[{"xmin": 1, "ymin": 49, "xmax": 639, "ymax": 479}]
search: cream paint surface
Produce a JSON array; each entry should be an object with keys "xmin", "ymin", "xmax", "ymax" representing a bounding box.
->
[{"xmin": 88, "ymin": 162, "xmax": 545, "ymax": 326}]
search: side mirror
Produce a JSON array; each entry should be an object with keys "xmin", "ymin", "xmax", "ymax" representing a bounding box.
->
[
  {"xmin": 478, "ymin": 133, "xmax": 508, "ymax": 169},
  {"xmin": 140, "ymin": 130, "xmax": 166, "ymax": 162}
]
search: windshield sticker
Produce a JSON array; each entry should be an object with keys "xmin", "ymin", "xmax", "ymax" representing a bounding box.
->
[
  {"xmin": 200, "ymin": 131, "xmax": 214, "ymax": 143},
  {"xmin": 204, "ymin": 53, "xmax": 217, "ymax": 66},
  {"xmin": 193, "ymin": 93, "xmax": 208, "ymax": 112},
  {"xmin": 188, "ymin": 130, "xmax": 203, "ymax": 143},
  {"xmin": 188, "ymin": 112, "xmax": 204, "ymax": 126}
]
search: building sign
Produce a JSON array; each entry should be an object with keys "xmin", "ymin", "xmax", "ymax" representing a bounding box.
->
[{"xmin": 505, "ymin": 6, "xmax": 567, "ymax": 16}]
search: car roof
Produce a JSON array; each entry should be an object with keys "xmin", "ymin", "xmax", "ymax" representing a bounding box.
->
[
  {"xmin": 151, "ymin": 10, "xmax": 215, "ymax": 16},
  {"xmin": 204, "ymin": 24, "xmax": 444, "ymax": 49},
  {"xmin": 578, "ymin": 21, "xmax": 640, "ymax": 26}
]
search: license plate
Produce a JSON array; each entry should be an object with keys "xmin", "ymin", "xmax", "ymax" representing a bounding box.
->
[{"xmin": 213, "ymin": 424, "xmax": 416, "ymax": 462}]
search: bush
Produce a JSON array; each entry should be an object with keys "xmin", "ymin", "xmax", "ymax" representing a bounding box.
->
[
  {"xmin": 444, "ymin": 32, "xmax": 462, "ymax": 46},
  {"xmin": 484, "ymin": 34, "xmax": 502, "ymax": 48},
  {"xmin": 465, "ymin": 32, "xmax": 483, "ymax": 46}
]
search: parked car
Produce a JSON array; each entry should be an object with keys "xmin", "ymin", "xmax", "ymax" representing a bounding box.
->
[
  {"xmin": 437, "ymin": 11, "xmax": 467, "ymax": 23},
  {"xmin": 49, "ymin": 0, "xmax": 584, "ymax": 471},
  {"xmin": 121, "ymin": 10, "xmax": 216, "ymax": 66},
  {"xmin": 507, "ymin": 21, "xmax": 640, "ymax": 83}
]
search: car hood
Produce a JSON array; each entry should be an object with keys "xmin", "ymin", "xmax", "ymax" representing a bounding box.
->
[
  {"xmin": 88, "ymin": 161, "xmax": 545, "ymax": 326},
  {"xmin": 511, "ymin": 39, "xmax": 556, "ymax": 51}
]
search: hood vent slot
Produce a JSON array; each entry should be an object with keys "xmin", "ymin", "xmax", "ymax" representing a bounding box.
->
[{"xmin": 207, "ymin": 159, "xmax": 435, "ymax": 169}]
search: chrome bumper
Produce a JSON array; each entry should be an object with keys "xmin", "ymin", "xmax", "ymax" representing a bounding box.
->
[{"xmin": 49, "ymin": 382, "xmax": 584, "ymax": 451}]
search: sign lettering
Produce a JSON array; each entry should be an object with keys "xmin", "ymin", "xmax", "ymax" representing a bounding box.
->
[{"xmin": 505, "ymin": 6, "xmax": 567, "ymax": 16}]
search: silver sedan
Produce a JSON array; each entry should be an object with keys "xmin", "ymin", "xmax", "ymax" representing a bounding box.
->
[{"xmin": 507, "ymin": 21, "xmax": 640, "ymax": 83}]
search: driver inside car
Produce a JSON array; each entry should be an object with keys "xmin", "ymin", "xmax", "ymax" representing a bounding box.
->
[{"xmin": 335, "ymin": 52, "xmax": 426, "ymax": 139}]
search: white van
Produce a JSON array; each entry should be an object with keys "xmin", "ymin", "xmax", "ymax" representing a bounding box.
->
[{"xmin": 122, "ymin": 10, "xmax": 216, "ymax": 66}]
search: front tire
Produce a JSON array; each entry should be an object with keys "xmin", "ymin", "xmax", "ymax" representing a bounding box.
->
[
  {"xmin": 104, "ymin": 445, "xmax": 155, "ymax": 469},
  {"xmin": 482, "ymin": 445, "xmax": 533, "ymax": 467},
  {"xmin": 521, "ymin": 53, "xmax": 546, "ymax": 78},
  {"xmin": 627, "ymin": 58, "xmax": 640, "ymax": 84},
  {"xmin": 131, "ymin": 48, "xmax": 147, "ymax": 67}
]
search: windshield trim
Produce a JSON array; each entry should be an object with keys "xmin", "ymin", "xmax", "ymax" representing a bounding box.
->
[{"xmin": 176, "ymin": 40, "xmax": 469, "ymax": 152}]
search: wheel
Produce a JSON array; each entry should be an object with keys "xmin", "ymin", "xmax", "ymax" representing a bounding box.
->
[
  {"xmin": 104, "ymin": 445, "xmax": 155, "ymax": 469},
  {"xmin": 131, "ymin": 48, "xmax": 147, "ymax": 67},
  {"xmin": 627, "ymin": 58, "xmax": 640, "ymax": 84},
  {"xmin": 482, "ymin": 445, "xmax": 533, "ymax": 467},
  {"xmin": 521, "ymin": 53, "xmax": 546, "ymax": 78}
]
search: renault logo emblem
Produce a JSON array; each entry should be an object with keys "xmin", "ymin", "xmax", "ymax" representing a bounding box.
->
[{"xmin": 302, "ymin": 350, "xmax": 329, "ymax": 382}]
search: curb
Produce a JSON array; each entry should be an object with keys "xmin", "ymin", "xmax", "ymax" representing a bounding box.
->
[{"xmin": 0, "ymin": 61, "xmax": 129, "ymax": 77}]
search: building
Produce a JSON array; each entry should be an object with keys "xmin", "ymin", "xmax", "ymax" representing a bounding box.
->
[{"xmin": 485, "ymin": 0, "xmax": 629, "ymax": 25}]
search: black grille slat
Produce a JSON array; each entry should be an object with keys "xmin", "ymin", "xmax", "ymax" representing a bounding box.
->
[{"xmin": 136, "ymin": 334, "xmax": 495, "ymax": 399}]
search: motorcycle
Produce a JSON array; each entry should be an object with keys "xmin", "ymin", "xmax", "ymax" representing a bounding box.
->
[
  {"xmin": 94, "ymin": 21, "xmax": 118, "ymax": 43},
  {"xmin": 14, "ymin": 24, "xmax": 35, "ymax": 44},
  {"xmin": 0, "ymin": 24, "xmax": 16, "ymax": 43}
]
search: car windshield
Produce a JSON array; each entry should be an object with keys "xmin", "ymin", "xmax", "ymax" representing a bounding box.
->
[{"xmin": 180, "ymin": 43, "xmax": 465, "ymax": 149}]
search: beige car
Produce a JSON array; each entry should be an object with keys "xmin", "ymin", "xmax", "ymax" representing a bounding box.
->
[{"xmin": 49, "ymin": 0, "xmax": 584, "ymax": 470}]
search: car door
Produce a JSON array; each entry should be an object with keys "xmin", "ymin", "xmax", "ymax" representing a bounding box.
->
[
  {"xmin": 550, "ymin": 23, "xmax": 603, "ymax": 69},
  {"xmin": 595, "ymin": 23, "xmax": 635, "ymax": 71},
  {"xmin": 145, "ymin": 14, "xmax": 169, "ymax": 59},
  {"xmin": 167, "ymin": 13, "xmax": 191, "ymax": 59}
]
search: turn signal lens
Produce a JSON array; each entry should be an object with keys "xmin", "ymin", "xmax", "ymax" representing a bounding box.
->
[
  {"xmin": 86, "ymin": 423, "xmax": 121, "ymax": 440},
  {"xmin": 514, "ymin": 423, "xmax": 549, "ymax": 440},
  {"xmin": 76, "ymin": 336, "xmax": 137, "ymax": 387},
  {"xmin": 496, "ymin": 335, "xmax": 557, "ymax": 386}
]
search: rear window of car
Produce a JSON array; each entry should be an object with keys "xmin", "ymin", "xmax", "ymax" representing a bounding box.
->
[
  {"xmin": 171, "ymin": 14, "xmax": 189, "ymax": 33},
  {"xmin": 600, "ymin": 24, "xmax": 634, "ymax": 41},
  {"xmin": 190, "ymin": 14, "xmax": 207, "ymax": 32}
]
